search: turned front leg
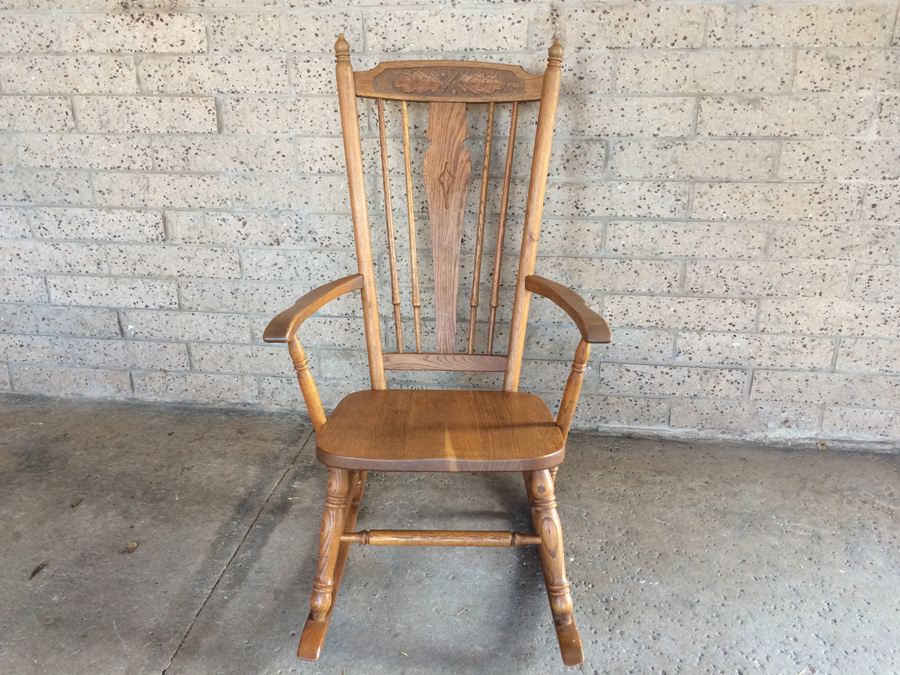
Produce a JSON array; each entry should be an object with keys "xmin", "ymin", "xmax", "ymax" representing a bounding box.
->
[
  {"xmin": 310, "ymin": 468, "xmax": 351, "ymax": 620},
  {"xmin": 526, "ymin": 469, "xmax": 574, "ymax": 626}
]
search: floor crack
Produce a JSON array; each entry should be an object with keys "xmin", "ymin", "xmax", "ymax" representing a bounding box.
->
[{"xmin": 160, "ymin": 427, "xmax": 314, "ymax": 674}]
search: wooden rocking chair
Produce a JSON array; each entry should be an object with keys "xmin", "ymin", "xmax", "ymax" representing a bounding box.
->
[{"xmin": 263, "ymin": 35, "xmax": 611, "ymax": 667}]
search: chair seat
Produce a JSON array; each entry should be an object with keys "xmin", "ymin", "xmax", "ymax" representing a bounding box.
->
[{"xmin": 316, "ymin": 389, "xmax": 565, "ymax": 472}]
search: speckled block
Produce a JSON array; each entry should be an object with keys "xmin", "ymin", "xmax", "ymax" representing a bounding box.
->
[
  {"xmin": 751, "ymin": 370, "xmax": 900, "ymax": 408},
  {"xmin": 10, "ymin": 363, "xmax": 131, "ymax": 398},
  {"xmin": 0, "ymin": 55, "xmax": 138, "ymax": 94},
  {"xmin": 705, "ymin": 3, "xmax": 894, "ymax": 48},
  {"xmin": 557, "ymin": 95, "xmax": 695, "ymax": 137},
  {"xmin": 47, "ymin": 275, "xmax": 178, "ymax": 309},
  {"xmin": 759, "ymin": 298, "xmax": 900, "ymax": 339},
  {"xmin": 209, "ymin": 12, "xmax": 361, "ymax": 53},
  {"xmin": 683, "ymin": 259, "xmax": 851, "ymax": 298},
  {"xmin": 836, "ymin": 338, "xmax": 900, "ymax": 375},
  {"xmin": 795, "ymin": 49, "xmax": 900, "ymax": 93},
  {"xmin": 670, "ymin": 398, "xmax": 821, "ymax": 436},
  {"xmin": 779, "ymin": 140, "xmax": 900, "ymax": 181},
  {"xmin": 675, "ymin": 332, "xmax": 835, "ymax": 370},
  {"xmin": 608, "ymin": 139, "xmax": 777, "ymax": 180},
  {"xmin": 616, "ymin": 49, "xmax": 794, "ymax": 94},
  {"xmin": 605, "ymin": 220, "xmax": 769, "ymax": 259},
  {"xmin": 698, "ymin": 94, "xmax": 875, "ymax": 138},
  {"xmin": 0, "ymin": 98, "xmax": 73, "ymax": 132},
  {"xmin": 138, "ymin": 55, "xmax": 290, "ymax": 95},
  {"xmin": 0, "ymin": 239, "xmax": 107, "ymax": 274},
  {"xmin": 606, "ymin": 294, "xmax": 759, "ymax": 332},
  {"xmin": 74, "ymin": 96, "xmax": 217, "ymax": 134},
  {"xmin": 121, "ymin": 309, "xmax": 251, "ymax": 344},
  {"xmin": 0, "ymin": 274, "xmax": 48, "ymax": 304},
  {"xmin": 0, "ymin": 303, "xmax": 120, "ymax": 338},
  {"xmin": 692, "ymin": 182, "xmax": 862, "ymax": 222},
  {"xmin": 132, "ymin": 371, "xmax": 257, "ymax": 404},
  {"xmin": 28, "ymin": 207, "xmax": 165, "ymax": 242},
  {"xmin": 548, "ymin": 5, "xmax": 706, "ymax": 49},
  {"xmin": 365, "ymin": 9, "xmax": 529, "ymax": 53}
]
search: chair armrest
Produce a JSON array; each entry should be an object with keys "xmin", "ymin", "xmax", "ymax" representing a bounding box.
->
[
  {"xmin": 263, "ymin": 274, "xmax": 364, "ymax": 343},
  {"xmin": 525, "ymin": 275, "xmax": 611, "ymax": 344}
]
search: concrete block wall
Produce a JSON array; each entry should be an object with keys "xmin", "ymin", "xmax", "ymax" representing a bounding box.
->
[{"xmin": 0, "ymin": 1, "xmax": 898, "ymax": 448}]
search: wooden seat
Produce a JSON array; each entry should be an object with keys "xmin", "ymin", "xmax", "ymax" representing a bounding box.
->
[
  {"xmin": 317, "ymin": 390, "xmax": 564, "ymax": 472},
  {"xmin": 261, "ymin": 35, "xmax": 613, "ymax": 667}
]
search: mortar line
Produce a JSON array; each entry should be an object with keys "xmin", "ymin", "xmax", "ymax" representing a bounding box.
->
[{"xmin": 160, "ymin": 426, "xmax": 314, "ymax": 674}]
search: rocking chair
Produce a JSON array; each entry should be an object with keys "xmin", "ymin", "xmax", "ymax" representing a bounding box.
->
[{"xmin": 263, "ymin": 35, "xmax": 611, "ymax": 667}]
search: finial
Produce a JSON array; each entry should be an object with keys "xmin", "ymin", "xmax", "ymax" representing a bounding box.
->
[
  {"xmin": 548, "ymin": 38, "xmax": 563, "ymax": 66},
  {"xmin": 335, "ymin": 33, "xmax": 350, "ymax": 61}
]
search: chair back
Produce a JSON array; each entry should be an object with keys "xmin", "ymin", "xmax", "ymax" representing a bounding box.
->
[{"xmin": 334, "ymin": 35, "xmax": 563, "ymax": 392}]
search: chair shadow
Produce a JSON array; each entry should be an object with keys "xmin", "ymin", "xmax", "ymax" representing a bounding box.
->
[{"xmin": 186, "ymin": 468, "xmax": 557, "ymax": 674}]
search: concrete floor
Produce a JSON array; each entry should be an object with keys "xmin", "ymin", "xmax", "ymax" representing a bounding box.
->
[{"xmin": 0, "ymin": 397, "xmax": 898, "ymax": 675}]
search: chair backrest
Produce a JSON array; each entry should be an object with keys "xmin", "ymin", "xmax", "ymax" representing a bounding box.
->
[{"xmin": 334, "ymin": 35, "xmax": 563, "ymax": 393}]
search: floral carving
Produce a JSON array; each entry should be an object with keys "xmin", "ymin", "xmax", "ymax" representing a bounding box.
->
[
  {"xmin": 391, "ymin": 68, "xmax": 509, "ymax": 96},
  {"xmin": 456, "ymin": 71, "xmax": 505, "ymax": 94},
  {"xmin": 394, "ymin": 70, "xmax": 444, "ymax": 94}
]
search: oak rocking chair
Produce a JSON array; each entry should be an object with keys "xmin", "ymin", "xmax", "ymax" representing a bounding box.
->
[{"xmin": 264, "ymin": 35, "xmax": 611, "ymax": 666}]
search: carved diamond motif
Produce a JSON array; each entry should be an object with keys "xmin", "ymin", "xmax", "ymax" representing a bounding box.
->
[{"xmin": 438, "ymin": 161, "xmax": 455, "ymax": 202}]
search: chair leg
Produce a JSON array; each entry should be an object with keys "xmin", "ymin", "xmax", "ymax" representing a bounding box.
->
[
  {"xmin": 298, "ymin": 467, "xmax": 355, "ymax": 661},
  {"xmin": 525, "ymin": 469, "xmax": 584, "ymax": 667}
]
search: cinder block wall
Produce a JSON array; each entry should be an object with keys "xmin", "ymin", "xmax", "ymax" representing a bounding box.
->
[{"xmin": 1, "ymin": 2, "xmax": 898, "ymax": 448}]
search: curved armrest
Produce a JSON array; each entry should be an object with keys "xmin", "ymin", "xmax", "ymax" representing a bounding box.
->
[
  {"xmin": 525, "ymin": 275, "xmax": 611, "ymax": 344},
  {"xmin": 263, "ymin": 274, "xmax": 364, "ymax": 343}
]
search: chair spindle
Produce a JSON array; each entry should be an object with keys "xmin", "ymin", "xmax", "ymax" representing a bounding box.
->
[
  {"xmin": 377, "ymin": 99, "xmax": 404, "ymax": 352},
  {"xmin": 400, "ymin": 100, "xmax": 423, "ymax": 352},
  {"xmin": 467, "ymin": 103, "xmax": 495, "ymax": 353},
  {"xmin": 487, "ymin": 102, "xmax": 518, "ymax": 354}
]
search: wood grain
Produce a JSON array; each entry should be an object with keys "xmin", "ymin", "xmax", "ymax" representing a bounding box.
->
[
  {"xmin": 400, "ymin": 99, "xmax": 423, "ymax": 352},
  {"xmin": 340, "ymin": 529, "xmax": 542, "ymax": 547},
  {"xmin": 335, "ymin": 34, "xmax": 386, "ymax": 389},
  {"xmin": 289, "ymin": 336, "xmax": 326, "ymax": 432},
  {"xmin": 354, "ymin": 60, "xmax": 543, "ymax": 103},
  {"xmin": 525, "ymin": 274, "xmax": 611, "ymax": 344},
  {"xmin": 317, "ymin": 389, "xmax": 564, "ymax": 472},
  {"xmin": 382, "ymin": 352, "xmax": 506, "ymax": 372},
  {"xmin": 526, "ymin": 468, "xmax": 583, "ymax": 666},
  {"xmin": 556, "ymin": 339, "xmax": 590, "ymax": 442},
  {"xmin": 376, "ymin": 98, "xmax": 404, "ymax": 352},
  {"xmin": 424, "ymin": 100, "xmax": 472, "ymax": 352},
  {"xmin": 504, "ymin": 41, "xmax": 563, "ymax": 392},
  {"xmin": 487, "ymin": 101, "xmax": 518, "ymax": 354},
  {"xmin": 297, "ymin": 469, "xmax": 366, "ymax": 661},
  {"xmin": 309, "ymin": 468, "xmax": 351, "ymax": 622},
  {"xmin": 263, "ymin": 274, "xmax": 363, "ymax": 343},
  {"xmin": 286, "ymin": 38, "xmax": 596, "ymax": 668},
  {"xmin": 467, "ymin": 101, "xmax": 494, "ymax": 353}
]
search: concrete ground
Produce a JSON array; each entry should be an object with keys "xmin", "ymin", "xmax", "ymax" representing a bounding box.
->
[{"xmin": 0, "ymin": 396, "xmax": 898, "ymax": 675}]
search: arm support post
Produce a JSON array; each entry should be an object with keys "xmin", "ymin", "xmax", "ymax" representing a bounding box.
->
[
  {"xmin": 556, "ymin": 339, "xmax": 590, "ymax": 441},
  {"xmin": 289, "ymin": 336, "xmax": 326, "ymax": 432}
]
